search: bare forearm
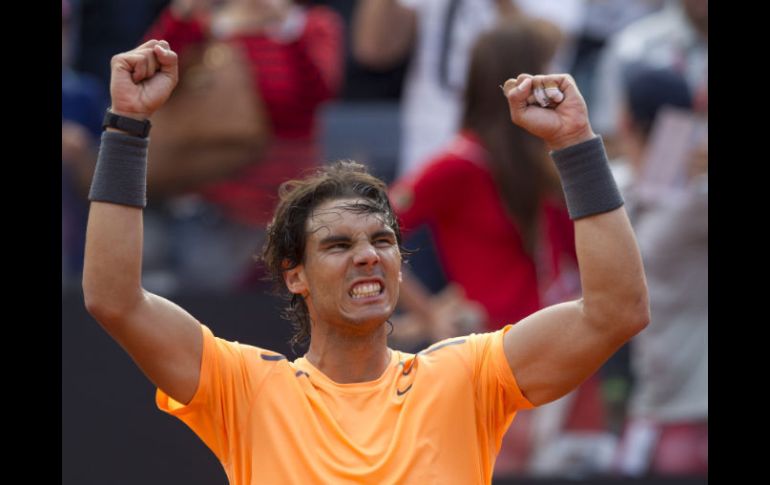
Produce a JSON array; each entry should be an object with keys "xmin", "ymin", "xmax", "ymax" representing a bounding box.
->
[
  {"xmin": 352, "ymin": 0, "xmax": 415, "ymax": 69},
  {"xmin": 502, "ymin": 74, "xmax": 650, "ymax": 405},
  {"xmin": 547, "ymin": 131, "xmax": 649, "ymax": 336},
  {"xmin": 82, "ymin": 202, "xmax": 145, "ymax": 317},
  {"xmin": 82, "ymin": 38, "xmax": 179, "ymax": 316},
  {"xmin": 80, "ymin": 41, "xmax": 206, "ymax": 405}
]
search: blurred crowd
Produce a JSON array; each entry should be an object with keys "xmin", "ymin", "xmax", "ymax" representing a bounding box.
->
[{"xmin": 62, "ymin": 0, "xmax": 707, "ymax": 479}]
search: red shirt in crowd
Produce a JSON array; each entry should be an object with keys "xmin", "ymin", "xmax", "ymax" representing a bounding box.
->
[
  {"xmin": 145, "ymin": 6, "xmax": 344, "ymax": 225},
  {"xmin": 389, "ymin": 130, "xmax": 578, "ymax": 330}
]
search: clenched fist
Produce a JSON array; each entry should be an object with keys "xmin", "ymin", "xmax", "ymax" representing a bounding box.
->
[
  {"xmin": 502, "ymin": 74, "xmax": 595, "ymax": 151},
  {"xmin": 109, "ymin": 39, "xmax": 179, "ymax": 121}
]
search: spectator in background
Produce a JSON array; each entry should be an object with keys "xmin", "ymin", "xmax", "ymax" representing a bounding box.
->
[
  {"xmin": 62, "ymin": 0, "xmax": 108, "ymax": 288},
  {"xmin": 140, "ymin": 0, "xmax": 344, "ymax": 291},
  {"xmin": 353, "ymin": 0, "xmax": 582, "ymax": 304},
  {"xmin": 590, "ymin": 0, "xmax": 707, "ymax": 156},
  {"xmin": 389, "ymin": 17, "xmax": 577, "ymax": 345},
  {"xmin": 567, "ymin": 0, "xmax": 665, "ymax": 113},
  {"xmin": 353, "ymin": 0, "xmax": 583, "ymax": 178},
  {"xmin": 610, "ymin": 65, "xmax": 708, "ymax": 477},
  {"xmin": 389, "ymin": 19, "xmax": 586, "ymax": 476}
]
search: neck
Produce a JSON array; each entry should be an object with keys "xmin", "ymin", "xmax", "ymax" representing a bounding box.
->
[{"xmin": 304, "ymin": 322, "xmax": 392, "ymax": 384}]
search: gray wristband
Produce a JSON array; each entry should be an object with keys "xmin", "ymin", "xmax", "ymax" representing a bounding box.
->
[
  {"xmin": 550, "ymin": 136, "xmax": 624, "ymax": 220},
  {"xmin": 88, "ymin": 131, "xmax": 149, "ymax": 208}
]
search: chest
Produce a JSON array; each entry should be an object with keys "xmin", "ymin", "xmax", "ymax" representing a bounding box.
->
[{"xmin": 243, "ymin": 361, "xmax": 482, "ymax": 482}]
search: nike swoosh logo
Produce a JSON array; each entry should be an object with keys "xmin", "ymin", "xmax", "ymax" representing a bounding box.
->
[{"xmin": 396, "ymin": 384, "xmax": 413, "ymax": 396}]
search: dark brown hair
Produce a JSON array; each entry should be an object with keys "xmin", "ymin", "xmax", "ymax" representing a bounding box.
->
[
  {"xmin": 461, "ymin": 17, "xmax": 564, "ymax": 255},
  {"xmin": 260, "ymin": 160, "xmax": 410, "ymax": 350}
]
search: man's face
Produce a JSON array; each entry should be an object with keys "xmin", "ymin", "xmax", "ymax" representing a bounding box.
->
[{"xmin": 284, "ymin": 198, "xmax": 402, "ymax": 334}]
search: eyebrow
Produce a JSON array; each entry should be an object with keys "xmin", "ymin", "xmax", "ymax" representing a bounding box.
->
[
  {"xmin": 318, "ymin": 235, "xmax": 351, "ymax": 247},
  {"xmin": 371, "ymin": 229, "xmax": 397, "ymax": 240},
  {"xmin": 317, "ymin": 230, "xmax": 396, "ymax": 247}
]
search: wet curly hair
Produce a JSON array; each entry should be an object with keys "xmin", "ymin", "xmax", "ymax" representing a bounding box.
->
[{"xmin": 259, "ymin": 160, "xmax": 411, "ymax": 351}]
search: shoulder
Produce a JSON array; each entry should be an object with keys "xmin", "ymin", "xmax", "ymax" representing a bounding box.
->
[
  {"xmin": 414, "ymin": 329, "xmax": 509, "ymax": 379},
  {"xmin": 203, "ymin": 325, "xmax": 287, "ymax": 369},
  {"xmin": 419, "ymin": 336, "xmax": 471, "ymax": 358},
  {"xmin": 416, "ymin": 337, "xmax": 474, "ymax": 367},
  {"xmin": 411, "ymin": 337, "xmax": 474, "ymax": 384}
]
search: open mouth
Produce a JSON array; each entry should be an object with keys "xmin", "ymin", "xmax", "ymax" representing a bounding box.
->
[{"xmin": 349, "ymin": 281, "xmax": 384, "ymax": 299}]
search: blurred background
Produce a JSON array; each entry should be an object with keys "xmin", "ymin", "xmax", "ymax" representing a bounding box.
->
[{"xmin": 62, "ymin": 0, "xmax": 707, "ymax": 483}]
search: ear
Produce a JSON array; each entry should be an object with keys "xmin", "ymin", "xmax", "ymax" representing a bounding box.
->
[
  {"xmin": 283, "ymin": 262, "xmax": 309, "ymax": 297},
  {"xmin": 398, "ymin": 270, "xmax": 403, "ymax": 283}
]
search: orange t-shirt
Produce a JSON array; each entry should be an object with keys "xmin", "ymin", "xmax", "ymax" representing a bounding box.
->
[{"xmin": 157, "ymin": 324, "xmax": 534, "ymax": 484}]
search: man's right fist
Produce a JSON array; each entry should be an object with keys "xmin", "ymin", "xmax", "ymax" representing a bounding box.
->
[{"xmin": 109, "ymin": 39, "xmax": 179, "ymax": 121}]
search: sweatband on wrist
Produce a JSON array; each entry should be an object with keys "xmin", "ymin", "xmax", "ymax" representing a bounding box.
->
[
  {"xmin": 550, "ymin": 136, "xmax": 624, "ymax": 220},
  {"xmin": 88, "ymin": 131, "xmax": 149, "ymax": 208}
]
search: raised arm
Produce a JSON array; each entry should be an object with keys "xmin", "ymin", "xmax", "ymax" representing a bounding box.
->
[
  {"xmin": 82, "ymin": 40, "xmax": 203, "ymax": 405},
  {"xmin": 352, "ymin": 0, "xmax": 416, "ymax": 70},
  {"xmin": 500, "ymin": 74, "xmax": 650, "ymax": 406}
]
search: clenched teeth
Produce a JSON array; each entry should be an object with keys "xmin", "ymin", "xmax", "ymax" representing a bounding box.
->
[{"xmin": 350, "ymin": 282, "xmax": 383, "ymax": 298}]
